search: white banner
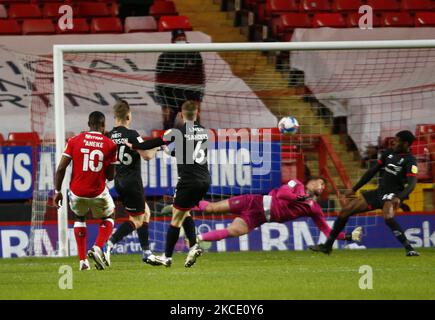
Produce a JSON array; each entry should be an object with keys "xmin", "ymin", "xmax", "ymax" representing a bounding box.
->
[
  {"xmin": 291, "ymin": 28, "xmax": 435, "ymax": 153},
  {"xmin": 0, "ymin": 32, "xmax": 277, "ymax": 138}
]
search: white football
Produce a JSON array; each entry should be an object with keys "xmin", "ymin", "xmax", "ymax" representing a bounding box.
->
[{"xmin": 278, "ymin": 116, "xmax": 299, "ymax": 135}]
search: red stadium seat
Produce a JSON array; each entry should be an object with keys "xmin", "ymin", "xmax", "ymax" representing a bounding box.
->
[
  {"xmin": 56, "ymin": 18, "xmax": 90, "ymax": 34},
  {"xmin": 273, "ymin": 13, "xmax": 311, "ymax": 39},
  {"xmin": 90, "ymin": 17, "xmax": 123, "ymax": 33},
  {"xmin": 347, "ymin": 12, "xmax": 382, "ymax": 27},
  {"xmin": 42, "ymin": 3, "xmax": 67, "ymax": 19},
  {"xmin": 381, "ymin": 12, "xmax": 414, "ymax": 27},
  {"xmin": 401, "ymin": 0, "xmax": 432, "ymax": 11},
  {"xmin": 415, "ymin": 11, "xmax": 435, "ymax": 26},
  {"xmin": 312, "ymin": 13, "xmax": 346, "ymax": 27},
  {"xmin": 300, "ymin": 0, "xmax": 332, "ymax": 12},
  {"xmin": 366, "ymin": 0, "xmax": 400, "ymax": 11},
  {"xmin": 8, "ymin": 4, "xmax": 42, "ymax": 19},
  {"xmin": 149, "ymin": 1, "xmax": 177, "ymax": 19},
  {"xmin": 158, "ymin": 15, "xmax": 192, "ymax": 32},
  {"xmin": 0, "ymin": 19, "xmax": 21, "ymax": 35},
  {"xmin": 124, "ymin": 16, "xmax": 157, "ymax": 33},
  {"xmin": 265, "ymin": 0, "xmax": 298, "ymax": 17},
  {"xmin": 77, "ymin": 2, "xmax": 111, "ymax": 17},
  {"xmin": 0, "ymin": 133, "xmax": 4, "ymax": 146},
  {"xmin": 22, "ymin": 19, "xmax": 56, "ymax": 35},
  {"xmin": 0, "ymin": 4, "xmax": 7, "ymax": 18},
  {"xmin": 332, "ymin": 0, "xmax": 362, "ymax": 12},
  {"xmin": 280, "ymin": 13, "xmax": 312, "ymax": 28},
  {"xmin": 8, "ymin": 132, "xmax": 41, "ymax": 146}
]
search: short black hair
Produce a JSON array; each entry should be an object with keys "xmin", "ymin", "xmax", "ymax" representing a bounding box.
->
[
  {"xmin": 396, "ymin": 130, "xmax": 415, "ymax": 146},
  {"xmin": 172, "ymin": 29, "xmax": 186, "ymax": 40},
  {"xmin": 88, "ymin": 111, "xmax": 105, "ymax": 127},
  {"xmin": 305, "ymin": 176, "xmax": 327, "ymax": 185}
]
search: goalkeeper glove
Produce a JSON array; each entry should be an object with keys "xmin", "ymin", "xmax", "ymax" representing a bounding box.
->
[{"xmin": 296, "ymin": 195, "xmax": 311, "ymax": 202}]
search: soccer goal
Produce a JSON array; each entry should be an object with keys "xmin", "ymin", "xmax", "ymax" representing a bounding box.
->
[{"xmin": 22, "ymin": 39, "xmax": 435, "ymax": 257}]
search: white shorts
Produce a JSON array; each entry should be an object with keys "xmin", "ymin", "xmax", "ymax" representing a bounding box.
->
[{"xmin": 69, "ymin": 188, "xmax": 115, "ymax": 219}]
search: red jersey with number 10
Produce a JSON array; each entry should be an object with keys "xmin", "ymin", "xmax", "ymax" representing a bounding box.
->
[{"xmin": 63, "ymin": 131, "xmax": 117, "ymax": 198}]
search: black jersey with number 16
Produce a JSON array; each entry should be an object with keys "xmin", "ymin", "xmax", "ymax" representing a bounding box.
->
[{"xmin": 108, "ymin": 126, "xmax": 143, "ymax": 178}]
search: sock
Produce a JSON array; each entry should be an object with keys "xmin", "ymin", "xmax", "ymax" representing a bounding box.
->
[
  {"xmin": 165, "ymin": 225, "xmax": 181, "ymax": 258},
  {"xmin": 74, "ymin": 221, "xmax": 87, "ymax": 261},
  {"xmin": 95, "ymin": 218, "xmax": 114, "ymax": 249},
  {"xmin": 201, "ymin": 229, "xmax": 230, "ymax": 242},
  {"xmin": 182, "ymin": 216, "xmax": 197, "ymax": 248},
  {"xmin": 325, "ymin": 216, "xmax": 349, "ymax": 248},
  {"xmin": 385, "ymin": 218, "xmax": 414, "ymax": 251},
  {"xmin": 137, "ymin": 222, "xmax": 150, "ymax": 251},
  {"xmin": 109, "ymin": 221, "xmax": 135, "ymax": 244}
]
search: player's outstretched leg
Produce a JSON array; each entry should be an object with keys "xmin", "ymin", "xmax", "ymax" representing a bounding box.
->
[
  {"xmin": 310, "ymin": 197, "xmax": 368, "ymax": 254},
  {"xmin": 383, "ymin": 201, "xmax": 419, "ymax": 256}
]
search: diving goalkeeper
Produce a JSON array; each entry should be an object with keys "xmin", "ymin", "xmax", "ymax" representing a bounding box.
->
[{"xmin": 193, "ymin": 177, "xmax": 362, "ymax": 244}]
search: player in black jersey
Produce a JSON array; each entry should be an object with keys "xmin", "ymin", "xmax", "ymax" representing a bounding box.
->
[
  {"xmin": 311, "ymin": 130, "xmax": 420, "ymax": 256},
  {"xmin": 129, "ymin": 101, "xmax": 211, "ymax": 267},
  {"xmin": 105, "ymin": 100, "xmax": 167, "ymax": 266}
]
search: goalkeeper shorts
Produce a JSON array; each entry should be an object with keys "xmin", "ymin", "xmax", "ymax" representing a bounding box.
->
[{"xmin": 228, "ymin": 194, "xmax": 267, "ymax": 231}]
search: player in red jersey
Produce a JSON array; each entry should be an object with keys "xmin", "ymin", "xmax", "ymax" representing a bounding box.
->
[
  {"xmin": 54, "ymin": 111, "xmax": 118, "ymax": 271},
  {"xmin": 194, "ymin": 177, "xmax": 362, "ymax": 245}
]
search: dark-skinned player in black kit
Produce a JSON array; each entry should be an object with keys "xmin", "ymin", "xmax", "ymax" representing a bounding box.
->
[{"xmin": 310, "ymin": 130, "xmax": 420, "ymax": 256}]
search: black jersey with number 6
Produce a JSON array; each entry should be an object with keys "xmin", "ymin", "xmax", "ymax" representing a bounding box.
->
[
  {"xmin": 166, "ymin": 121, "xmax": 210, "ymax": 184},
  {"xmin": 108, "ymin": 126, "xmax": 143, "ymax": 179}
]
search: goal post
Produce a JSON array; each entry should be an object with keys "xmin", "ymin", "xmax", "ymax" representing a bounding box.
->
[{"xmin": 48, "ymin": 39, "xmax": 435, "ymax": 257}]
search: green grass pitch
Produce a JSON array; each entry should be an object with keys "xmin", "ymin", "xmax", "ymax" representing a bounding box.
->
[{"xmin": 0, "ymin": 248, "xmax": 434, "ymax": 300}]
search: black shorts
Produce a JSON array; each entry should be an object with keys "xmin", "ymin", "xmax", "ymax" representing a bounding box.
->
[
  {"xmin": 114, "ymin": 176, "xmax": 145, "ymax": 216},
  {"xmin": 155, "ymin": 85, "xmax": 204, "ymax": 109},
  {"xmin": 362, "ymin": 189, "xmax": 400, "ymax": 210},
  {"xmin": 173, "ymin": 180, "xmax": 210, "ymax": 211}
]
